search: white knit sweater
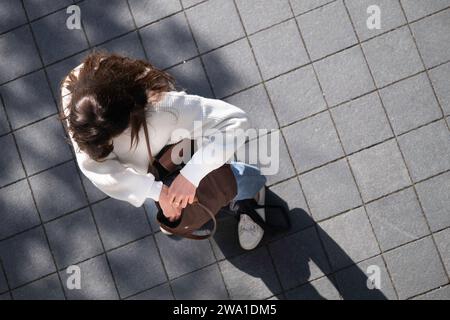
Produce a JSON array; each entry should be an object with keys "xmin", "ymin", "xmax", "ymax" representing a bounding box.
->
[{"xmin": 61, "ymin": 65, "xmax": 249, "ymax": 207}]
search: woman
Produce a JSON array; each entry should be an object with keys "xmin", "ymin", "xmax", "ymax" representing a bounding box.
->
[{"xmin": 60, "ymin": 52, "xmax": 267, "ymax": 250}]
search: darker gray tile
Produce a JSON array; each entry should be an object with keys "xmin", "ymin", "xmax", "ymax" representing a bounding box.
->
[
  {"xmin": 0, "ymin": 227, "xmax": 56, "ymax": 288},
  {"xmin": 0, "ymin": 263, "xmax": 8, "ymax": 294},
  {"xmin": 401, "ymin": 0, "xmax": 450, "ymax": 21},
  {"xmin": 79, "ymin": 0, "xmax": 135, "ymax": 46},
  {"xmin": 97, "ymin": 31, "xmax": 146, "ymax": 61},
  {"xmin": 60, "ymin": 254, "xmax": 119, "ymax": 299},
  {"xmin": 203, "ymin": 39, "xmax": 260, "ymax": 98},
  {"xmin": 414, "ymin": 285, "xmax": 450, "ymax": 300},
  {"xmin": 129, "ymin": 0, "xmax": 182, "ymax": 27},
  {"xmin": 0, "ymin": 180, "xmax": 40, "ymax": 239},
  {"xmin": 0, "ymin": 0, "xmax": 27, "ymax": 33},
  {"xmin": 346, "ymin": 0, "xmax": 406, "ymax": 41},
  {"xmin": 269, "ymin": 227, "xmax": 331, "ymax": 290},
  {"xmin": 0, "ymin": 292, "xmax": 11, "ymax": 300},
  {"xmin": 0, "ymin": 99, "xmax": 9, "ymax": 135},
  {"xmin": 31, "ymin": 9, "xmax": 88, "ymax": 65},
  {"xmin": 362, "ymin": 27, "xmax": 423, "ymax": 87},
  {"xmin": 314, "ymin": 46, "xmax": 374, "ymax": 106},
  {"xmin": 290, "ymin": 0, "xmax": 333, "ymax": 15},
  {"xmin": 12, "ymin": 273, "xmax": 64, "ymax": 300},
  {"xmin": 0, "ymin": 134, "xmax": 25, "ymax": 187},
  {"xmin": 283, "ymin": 112, "xmax": 344, "ymax": 172},
  {"xmin": 15, "ymin": 116, "xmax": 72, "ymax": 175},
  {"xmin": 434, "ymin": 228, "xmax": 450, "ymax": 275},
  {"xmin": 210, "ymin": 215, "xmax": 242, "ymax": 260},
  {"xmin": 220, "ymin": 247, "xmax": 282, "ymax": 299},
  {"xmin": 319, "ymin": 207, "xmax": 380, "ymax": 270},
  {"xmin": 127, "ymin": 282, "xmax": 173, "ymax": 300},
  {"xmin": 140, "ymin": 13, "xmax": 197, "ymax": 69},
  {"xmin": 143, "ymin": 199, "xmax": 160, "ymax": 233},
  {"xmin": 250, "ymin": 20, "xmax": 308, "ymax": 80},
  {"xmin": 398, "ymin": 120, "xmax": 450, "ymax": 182},
  {"xmin": 349, "ymin": 140, "xmax": 411, "ymax": 202},
  {"xmin": 300, "ymin": 159, "xmax": 362, "ymax": 221},
  {"xmin": 182, "ymin": 0, "xmax": 204, "ymax": 8},
  {"xmin": 108, "ymin": 237, "xmax": 167, "ymax": 298},
  {"xmin": 297, "ymin": 0, "xmax": 357, "ymax": 60},
  {"xmin": 429, "ymin": 61, "xmax": 450, "ymax": 116},
  {"xmin": 416, "ymin": 171, "xmax": 450, "ymax": 232},
  {"xmin": 80, "ymin": 173, "xmax": 107, "ymax": 203},
  {"xmin": 92, "ymin": 198, "xmax": 151, "ymax": 250},
  {"xmin": 168, "ymin": 58, "xmax": 213, "ymax": 98},
  {"xmin": 236, "ymin": 0, "xmax": 292, "ymax": 34},
  {"xmin": 46, "ymin": 208, "xmax": 103, "ymax": 269},
  {"xmin": 0, "ymin": 25, "xmax": 42, "ymax": 84},
  {"xmin": 0, "ymin": 70, "xmax": 56, "ymax": 129},
  {"xmin": 185, "ymin": 0, "xmax": 245, "ymax": 53},
  {"xmin": 379, "ymin": 73, "xmax": 442, "ymax": 135},
  {"xmin": 23, "ymin": 0, "xmax": 73, "ymax": 20},
  {"xmin": 266, "ymin": 65, "xmax": 326, "ymax": 126},
  {"xmin": 30, "ymin": 161, "xmax": 87, "ymax": 221},
  {"xmin": 366, "ymin": 188, "xmax": 429, "ymax": 251},
  {"xmin": 155, "ymin": 232, "xmax": 215, "ymax": 279},
  {"xmin": 285, "ymin": 277, "xmax": 341, "ymax": 300},
  {"xmin": 384, "ymin": 236, "xmax": 447, "ymax": 299},
  {"xmin": 171, "ymin": 264, "xmax": 229, "ymax": 300},
  {"xmin": 331, "ymin": 92, "xmax": 392, "ymax": 154}
]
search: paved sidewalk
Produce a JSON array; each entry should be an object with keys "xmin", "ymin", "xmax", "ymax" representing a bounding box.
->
[{"xmin": 1, "ymin": 0, "xmax": 450, "ymax": 300}]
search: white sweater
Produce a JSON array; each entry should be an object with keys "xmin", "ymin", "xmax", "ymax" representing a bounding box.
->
[{"xmin": 61, "ymin": 65, "xmax": 249, "ymax": 207}]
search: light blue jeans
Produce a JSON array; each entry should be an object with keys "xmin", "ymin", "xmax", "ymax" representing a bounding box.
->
[{"xmin": 230, "ymin": 161, "xmax": 267, "ymax": 201}]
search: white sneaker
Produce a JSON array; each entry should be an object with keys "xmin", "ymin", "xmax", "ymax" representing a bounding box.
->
[
  {"xmin": 160, "ymin": 226, "xmax": 173, "ymax": 235},
  {"xmin": 238, "ymin": 187, "xmax": 266, "ymax": 250}
]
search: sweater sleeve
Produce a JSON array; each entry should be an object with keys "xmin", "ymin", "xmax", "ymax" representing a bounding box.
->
[{"xmin": 61, "ymin": 68, "xmax": 162, "ymax": 207}]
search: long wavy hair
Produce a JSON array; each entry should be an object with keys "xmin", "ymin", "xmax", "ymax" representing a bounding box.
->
[{"xmin": 59, "ymin": 51, "xmax": 176, "ymax": 161}]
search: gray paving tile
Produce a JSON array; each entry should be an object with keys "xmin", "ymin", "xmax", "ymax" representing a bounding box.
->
[
  {"xmin": 172, "ymin": 264, "xmax": 229, "ymax": 299},
  {"xmin": 362, "ymin": 27, "xmax": 423, "ymax": 88},
  {"xmin": 143, "ymin": 199, "xmax": 160, "ymax": 233},
  {"xmin": 0, "ymin": 292, "xmax": 11, "ymax": 300},
  {"xmin": 15, "ymin": 116, "xmax": 72, "ymax": 175},
  {"xmin": 319, "ymin": 207, "xmax": 380, "ymax": 270},
  {"xmin": 0, "ymin": 263, "xmax": 8, "ymax": 293},
  {"xmin": 0, "ymin": 227, "xmax": 56, "ymax": 288},
  {"xmin": 349, "ymin": 140, "xmax": 411, "ymax": 202},
  {"xmin": 29, "ymin": 161, "xmax": 87, "ymax": 222},
  {"xmin": 283, "ymin": 112, "xmax": 344, "ymax": 172},
  {"xmin": 429, "ymin": 62, "xmax": 450, "ymax": 116},
  {"xmin": 0, "ymin": 99, "xmax": 9, "ymax": 135},
  {"xmin": 269, "ymin": 227, "xmax": 331, "ymax": 290},
  {"xmin": 226, "ymin": 84, "xmax": 278, "ymax": 133},
  {"xmin": 141, "ymin": 13, "xmax": 197, "ymax": 70},
  {"xmin": 379, "ymin": 73, "xmax": 442, "ymax": 135},
  {"xmin": 46, "ymin": 208, "xmax": 103, "ymax": 269},
  {"xmin": 168, "ymin": 58, "xmax": 213, "ymax": 98},
  {"xmin": 300, "ymin": 159, "xmax": 362, "ymax": 221},
  {"xmin": 398, "ymin": 120, "xmax": 450, "ymax": 182},
  {"xmin": 235, "ymin": 0, "xmax": 292, "ymax": 34},
  {"xmin": 411, "ymin": 9, "xmax": 450, "ymax": 68},
  {"xmin": 0, "ymin": 134, "xmax": 25, "ymax": 187},
  {"xmin": 334, "ymin": 255, "xmax": 397, "ymax": 300},
  {"xmin": 0, "ymin": 70, "xmax": 56, "ymax": 129},
  {"xmin": 92, "ymin": 198, "xmax": 151, "ymax": 251},
  {"xmin": 97, "ymin": 31, "xmax": 146, "ymax": 61},
  {"xmin": 203, "ymin": 39, "xmax": 261, "ymax": 98},
  {"xmin": 416, "ymin": 172, "xmax": 450, "ymax": 232},
  {"xmin": 80, "ymin": 173, "xmax": 107, "ymax": 203},
  {"xmin": 0, "ymin": 0, "xmax": 27, "ymax": 33},
  {"xmin": 129, "ymin": 0, "xmax": 182, "ymax": 27},
  {"xmin": 314, "ymin": 46, "xmax": 374, "ymax": 106},
  {"xmin": 266, "ymin": 65, "xmax": 326, "ymax": 126},
  {"xmin": 182, "ymin": 0, "xmax": 204, "ymax": 8},
  {"xmin": 186, "ymin": 0, "xmax": 245, "ymax": 53},
  {"xmin": 219, "ymin": 247, "xmax": 282, "ymax": 299},
  {"xmin": 434, "ymin": 228, "xmax": 450, "ymax": 275},
  {"xmin": 127, "ymin": 282, "xmax": 173, "ymax": 300},
  {"xmin": 155, "ymin": 232, "xmax": 216, "ymax": 279},
  {"xmin": 250, "ymin": 20, "xmax": 308, "ymax": 80},
  {"xmin": 290, "ymin": 0, "xmax": 333, "ymax": 15},
  {"xmin": 23, "ymin": 0, "xmax": 73, "ymax": 20},
  {"xmin": 384, "ymin": 236, "xmax": 447, "ymax": 299},
  {"xmin": 79, "ymin": 0, "xmax": 135, "ymax": 46},
  {"xmin": 400, "ymin": 0, "xmax": 450, "ymax": 21},
  {"xmin": 331, "ymin": 92, "xmax": 392, "ymax": 154},
  {"xmin": 0, "ymin": 25, "xmax": 42, "ymax": 84},
  {"xmin": 108, "ymin": 237, "xmax": 166, "ymax": 298},
  {"xmin": 297, "ymin": 0, "xmax": 357, "ymax": 60},
  {"xmin": 345, "ymin": 0, "xmax": 406, "ymax": 41},
  {"xmin": 31, "ymin": 9, "xmax": 88, "ymax": 65},
  {"xmin": 366, "ymin": 188, "xmax": 429, "ymax": 251},
  {"xmin": 414, "ymin": 285, "xmax": 450, "ymax": 300},
  {"xmin": 0, "ymin": 180, "xmax": 40, "ymax": 239},
  {"xmin": 60, "ymin": 254, "xmax": 119, "ymax": 299},
  {"xmin": 285, "ymin": 276, "xmax": 341, "ymax": 300},
  {"xmin": 12, "ymin": 273, "xmax": 64, "ymax": 300}
]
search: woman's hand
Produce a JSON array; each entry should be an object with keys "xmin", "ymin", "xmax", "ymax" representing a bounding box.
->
[
  {"xmin": 168, "ymin": 174, "xmax": 197, "ymax": 209},
  {"xmin": 159, "ymin": 185, "xmax": 182, "ymax": 222}
]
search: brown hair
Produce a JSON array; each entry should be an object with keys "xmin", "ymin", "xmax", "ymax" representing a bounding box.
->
[{"xmin": 59, "ymin": 51, "xmax": 176, "ymax": 161}]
